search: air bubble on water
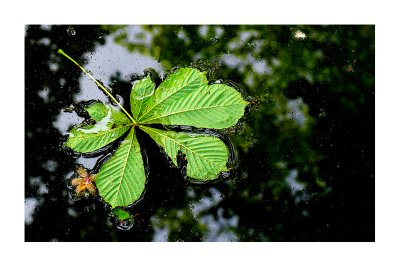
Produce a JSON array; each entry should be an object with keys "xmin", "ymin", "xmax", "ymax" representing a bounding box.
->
[
  {"xmin": 67, "ymin": 190, "xmax": 80, "ymax": 202},
  {"xmin": 110, "ymin": 94, "xmax": 123, "ymax": 106},
  {"xmin": 116, "ymin": 219, "xmax": 134, "ymax": 231},
  {"xmin": 212, "ymin": 79, "xmax": 223, "ymax": 84},
  {"xmin": 221, "ymin": 172, "xmax": 230, "ymax": 179},
  {"xmin": 67, "ymin": 26, "xmax": 76, "ymax": 36}
]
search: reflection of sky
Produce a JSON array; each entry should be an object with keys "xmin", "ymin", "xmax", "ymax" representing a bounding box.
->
[
  {"xmin": 285, "ymin": 169, "xmax": 305, "ymax": 194},
  {"xmin": 75, "ymin": 26, "xmax": 164, "ymax": 103},
  {"xmin": 152, "ymin": 188, "xmax": 239, "ymax": 241},
  {"xmin": 220, "ymin": 53, "xmax": 271, "ymax": 76},
  {"xmin": 152, "ymin": 225, "xmax": 169, "ymax": 242},
  {"xmin": 26, "ymin": 175, "xmax": 49, "ymax": 224},
  {"xmin": 42, "ymin": 159, "xmax": 58, "ymax": 172},
  {"xmin": 53, "ymin": 111, "xmax": 83, "ymax": 135},
  {"xmin": 285, "ymin": 169, "xmax": 311, "ymax": 204},
  {"xmin": 223, "ymin": 29, "xmax": 272, "ymax": 77},
  {"xmin": 287, "ymin": 98, "xmax": 307, "ymax": 126},
  {"xmin": 191, "ymin": 188, "xmax": 239, "ymax": 241},
  {"xmin": 37, "ymin": 86, "xmax": 50, "ymax": 103},
  {"xmin": 25, "ymin": 198, "xmax": 39, "ymax": 224},
  {"xmin": 200, "ymin": 211, "xmax": 239, "ymax": 241},
  {"xmin": 75, "ymin": 155, "xmax": 104, "ymax": 170},
  {"xmin": 29, "ymin": 176, "xmax": 49, "ymax": 195},
  {"xmin": 53, "ymin": 26, "xmax": 164, "ymax": 135}
]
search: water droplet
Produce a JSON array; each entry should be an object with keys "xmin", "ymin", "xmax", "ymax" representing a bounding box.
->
[
  {"xmin": 116, "ymin": 219, "xmax": 134, "ymax": 231},
  {"xmin": 221, "ymin": 172, "xmax": 230, "ymax": 179},
  {"xmin": 110, "ymin": 94, "xmax": 123, "ymax": 106},
  {"xmin": 67, "ymin": 27, "xmax": 76, "ymax": 36}
]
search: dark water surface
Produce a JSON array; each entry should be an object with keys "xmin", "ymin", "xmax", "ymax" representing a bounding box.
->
[{"xmin": 25, "ymin": 25, "xmax": 374, "ymax": 241}]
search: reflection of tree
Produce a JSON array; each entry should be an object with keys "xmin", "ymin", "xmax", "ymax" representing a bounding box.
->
[
  {"xmin": 25, "ymin": 25, "xmax": 374, "ymax": 241},
  {"xmin": 104, "ymin": 25, "xmax": 374, "ymax": 241},
  {"xmin": 25, "ymin": 25, "xmax": 117, "ymax": 241}
]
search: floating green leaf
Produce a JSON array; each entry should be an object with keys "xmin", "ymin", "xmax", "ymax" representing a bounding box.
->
[{"xmin": 59, "ymin": 49, "xmax": 248, "ymax": 208}]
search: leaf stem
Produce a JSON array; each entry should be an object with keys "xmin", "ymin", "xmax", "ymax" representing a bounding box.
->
[{"xmin": 58, "ymin": 49, "xmax": 137, "ymax": 125}]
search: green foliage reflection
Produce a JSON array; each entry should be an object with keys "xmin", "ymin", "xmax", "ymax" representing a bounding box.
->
[{"xmin": 100, "ymin": 25, "xmax": 374, "ymax": 241}]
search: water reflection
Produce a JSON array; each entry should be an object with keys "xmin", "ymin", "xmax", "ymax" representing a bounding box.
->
[
  {"xmin": 75, "ymin": 28, "xmax": 163, "ymax": 103},
  {"xmin": 25, "ymin": 198, "xmax": 40, "ymax": 225},
  {"xmin": 25, "ymin": 25, "xmax": 374, "ymax": 241}
]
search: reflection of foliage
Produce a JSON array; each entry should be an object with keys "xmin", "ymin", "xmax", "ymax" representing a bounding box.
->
[
  {"xmin": 151, "ymin": 208, "xmax": 207, "ymax": 241},
  {"xmin": 26, "ymin": 25, "xmax": 374, "ymax": 241},
  {"xmin": 102, "ymin": 25, "xmax": 374, "ymax": 241}
]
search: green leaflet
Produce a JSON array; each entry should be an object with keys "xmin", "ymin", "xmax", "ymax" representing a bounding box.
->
[
  {"xmin": 96, "ymin": 128, "xmax": 146, "ymax": 208},
  {"xmin": 136, "ymin": 68, "xmax": 207, "ymax": 123},
  {"xmin": 66, "ymin": 125, "xmax": 131, "ymax": 153},
  {"xmin": 140, "ymin": 83, "xmax": 248, "ymax": 129},
  {"xmin": 140, "ymin": 126, "xmax": 229, "ymax": 180},
  {"xmin": 136, "ymin": 68, "xmax": 248, "ymax": 129},
  {"xmin": 130, "ymin": 75, "xmax": 155, "ymax": 120},
  {"xmin": 65, "ymin": 103, "xmax": 132, "ymax": 153},
  {"xmin": 60, "ymin": 47, "xmax": 248, "ymax": 210}
]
